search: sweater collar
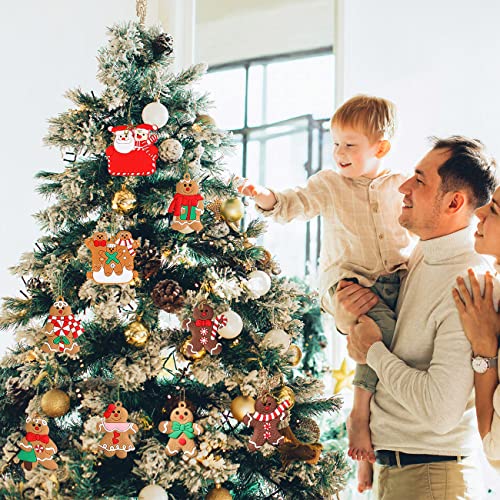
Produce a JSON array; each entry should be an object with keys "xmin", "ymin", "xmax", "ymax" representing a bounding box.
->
[{"xmin": 419, "ymin": 225, "xmax": 475, "ymax": 264}]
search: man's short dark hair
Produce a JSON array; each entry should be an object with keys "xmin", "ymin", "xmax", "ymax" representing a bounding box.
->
[{"xmin": 430, "ymin": 135, "xmax": 497, "ymax": 209}]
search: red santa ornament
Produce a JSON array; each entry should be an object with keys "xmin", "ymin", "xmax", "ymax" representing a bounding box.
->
[{"xmin": 106, "ymin": 124, "xmax": 158, "ymax": 177}]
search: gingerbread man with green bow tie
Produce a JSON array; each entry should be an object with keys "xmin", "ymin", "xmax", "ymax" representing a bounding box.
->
[{"xmin": 158, "ymin": 401, "xmax": 204, "ymax": 458}]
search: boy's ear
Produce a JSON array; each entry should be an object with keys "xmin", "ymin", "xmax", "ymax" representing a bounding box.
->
[{"xmin": 375, "ymin": 140, "xmax": 391, "ymax": 159}]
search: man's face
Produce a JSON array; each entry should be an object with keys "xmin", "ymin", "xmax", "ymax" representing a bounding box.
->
[{"xmin": 398, "ymin": 148, "xmax": 452, "ymax": 240}]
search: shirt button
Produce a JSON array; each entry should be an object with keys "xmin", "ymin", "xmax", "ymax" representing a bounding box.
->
[
  {"xmin": 372, "ymin": 203, "xmax": 379, "ymax": 213},
  {"xmin": 379, "ymin": 234, "xmax": 384, "ymax": 240},
  {"xmin": 384, "ymin": 259, "xmax": 388, "ymax": 265},
  {"xmin": 370, "ymin": 185, "xmax": 375, "ymax": 190}
]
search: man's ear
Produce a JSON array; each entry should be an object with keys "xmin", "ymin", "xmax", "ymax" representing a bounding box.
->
[
  {"xmin": 448, "ymin": 191, "xmax": 467, "ymax": 213},
  {"xmin": 375, "ymin": 140, "xmax": 391, "ymax": 159}
]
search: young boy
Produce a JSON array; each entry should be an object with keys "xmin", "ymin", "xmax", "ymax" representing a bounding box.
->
[{"xmin": 239, "ymin": 95, "xmax": 414, "ymax": 493}]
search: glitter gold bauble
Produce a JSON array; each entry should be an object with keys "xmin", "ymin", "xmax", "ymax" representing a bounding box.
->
[
  {"xmin": 205, "ymin": 485, "xmax": 232, "ymax": 500},
  {"xmin": 285, "ymin": 344, "xmax": 302, "ymax": 366},
  {"xmin": 180, "ymin": 338, "xmax": 206, "ymax": 361},
  {"xmin": 196, "ymin": 114, "xmax": 217, "ymax": 128},
  {"xmin": 274, "ymin": 386, "xmax": 295, "ymax": 410},
  {"xmin": 112, "ymin": 185, "xmax": 137, "ymax": 214},
  {"xmin": 41, "ymin": 389, "xmax": 70, "ymax": 417},
  {"xmin": 124, "ymin": 320, "xmax": 151, "ymax": 348},
  {"xmin": 230, "ymin": 395, "xmax": 256, "ymax": 422},
  {"xmin": 220, "ymin": 198, "xmax": 244, "ymax": 229}
]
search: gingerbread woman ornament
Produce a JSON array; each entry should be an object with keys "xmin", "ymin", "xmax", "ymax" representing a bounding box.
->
[
  {"xmin": 16, "ymin": 416, "xmax": 58, "ymax": 472},
  {"xmin": 243, "ymin": 393, "xmax": 291, "ymax": 452},
  {"xmin": 98, "ymin": 402, "xmax": 138, "ymax": 458},
  {"xmin": 159, "ymin": 401, "xmax": 204, "ymax": 458}
]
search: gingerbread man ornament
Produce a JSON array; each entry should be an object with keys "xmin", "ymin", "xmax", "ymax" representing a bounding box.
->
[
  {"xmin": 16, "ymin": 416, "xmax": 58, "ymax": 472},
  {"xmin": 243, "ymin": 394, "xmax": 291, "ymax": 452},
  {"xmin": 41, "ymin": 297, "xmax": 84, "ymax": 356},
  {"xmin": 183, "ymin": 302, "xmax": 228, "ymax": 357},
  {"xmin": 159, "ymin": 401, "xmax": 204, "ymax": 458}
]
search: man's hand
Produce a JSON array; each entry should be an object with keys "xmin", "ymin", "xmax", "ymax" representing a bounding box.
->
[
  {"xmin": 347, "ymin": 315, "xmax": 383, "ymax": 364},
  {"xmin": 333, "ymin": 280, "xmax": 379, "ymax": 333}
]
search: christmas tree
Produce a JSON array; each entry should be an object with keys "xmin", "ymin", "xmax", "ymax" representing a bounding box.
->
[{"xmin": 0, "ymin": 18, "xmax": 349, "ymax": 500}]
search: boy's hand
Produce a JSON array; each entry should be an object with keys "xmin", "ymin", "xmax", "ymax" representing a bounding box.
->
[
  {"xmin": 235, "ymin": 177, "xmax": 277, "ymax": 211},
  {"xmin": 236, "ymin": 177, "xmax": 258, "ymax": 197}
]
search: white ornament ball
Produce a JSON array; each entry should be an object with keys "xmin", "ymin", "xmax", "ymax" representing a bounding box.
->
[
  {"xmin": 159, "ymin": 139, "xmax": 184, "ymax": 162},
  {"xmin": 246, "ymin": 270, "xmax": 272, "ymax": 298},
  {"xmin": 217, "ymin": 310, "xmax": 243, "ymax": 339},
  {"xmin": 262, "ymin": 329, "xmax": 291, "ymax": 353},
  {"xmin": 142, "ymin": 101, "xmax": 169, "ymax": 128},
  {"xmin": 138, "ymin": 484, "xmax": 169, "ymax": 500}
]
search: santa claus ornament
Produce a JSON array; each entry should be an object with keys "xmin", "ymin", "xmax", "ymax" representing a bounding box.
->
[
  {"xmin": 168, "ymin": 173, "xmax": 204, "ymax": 233},
  {"xmin": 106, "ymin": 124, "xmax": 159, "ymax": 176},
  {"xmin": 41, "ymin": 297, "xmax": 84, "ymax": 357}
]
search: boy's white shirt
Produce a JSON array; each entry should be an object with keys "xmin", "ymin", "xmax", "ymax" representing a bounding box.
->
[{"xmin": 256, "ymin": 169, "xmax": 415, "ymax": 315}]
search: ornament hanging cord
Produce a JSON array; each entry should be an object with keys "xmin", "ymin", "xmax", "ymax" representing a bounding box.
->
[{"xmin": 136, "ymin": 0, "xmax": 147, "ymax": 26}]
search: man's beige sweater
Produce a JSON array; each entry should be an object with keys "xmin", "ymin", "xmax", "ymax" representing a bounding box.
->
[{"xmin": 367, "ymin": 226, "xmax": 494, "ymax": 455}]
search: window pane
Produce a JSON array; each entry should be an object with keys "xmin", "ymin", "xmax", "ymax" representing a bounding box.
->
[
  {"xmin": 264, "ymin": 54, "xmax": 335, "ymax": 124},
  {"xmin": 200, "ymin": 68, "xmax": 246, "ymax": 130},
  {"xmin": 245, "ymin": 129, "xmax": 310, "ymax": 278}
]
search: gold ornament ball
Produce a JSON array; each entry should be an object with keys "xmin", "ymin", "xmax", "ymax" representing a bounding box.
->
[
  {"xmin": 230, "ymin": 395, "xmax": 256, "ymax": 422},
  {"xmin": 285, "ymin": 344, "xmax": 302, "ymax": 366},
  {"xmin": 205, "ymin": 485, "xmax": 232, "ymax": 500},
  {"xmin": 221, "ymin": 198, "xmax": 245, "ymax": 223},
  {"xmin": 124, "ymin": 320, "xmax": 151, "ymax": 348},
  {"xmin": 274, "ymin": 386, "xmax": 296, "ymax": 410},
  {"xmin": 112, "ymin": 185, "xmax": 137, "ymax": 214},
  {"xmin": 41, "ymin": 389, "xmax": 70, "ymax": 418},
  {"xmin": 196, "ymin": 114, "xmax": 217, "ymax": 128},
  {"xmin": 180, "ymin": 338, "xmax": 206, "ymax": 361}
]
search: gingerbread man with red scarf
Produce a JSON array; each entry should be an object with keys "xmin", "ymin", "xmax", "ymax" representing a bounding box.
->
[
  {"xmin": 98, "ymin": 402, "xmax": 138, "ymax": 459},
  {"xmin": 41, "ymin": 297, "xmax": 84, "ymax": 357},
  {"xmin": 168, "ymin": 173, "xmax": 204, "ymax": 234}
]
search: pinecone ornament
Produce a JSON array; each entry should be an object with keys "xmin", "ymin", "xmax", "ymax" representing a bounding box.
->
[
  {"xmin": 151, "ymin": 279, "xmax": 185, "ymax": 313},
  {"xmin": 25, "ymin": 277, "xmax": 50, "ymax": 294},
  {"xmin": 152, "ymin": 33, "xmax": 174, "ymax": 57},
  {"xmin": 292, "ymin": 418, "xmax": 321, "ymax": 443},
  {"xmin": 135, "ymin": 240, "xmax": 162, "ymax": 279},
  {"xmin": 5, "ymin": 377, "xmax": 35, "ymax": 411}
]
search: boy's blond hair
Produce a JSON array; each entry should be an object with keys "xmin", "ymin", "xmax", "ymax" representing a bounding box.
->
[{"xmin": 330, "ymin": 95, "xmax": 397, "ymax": 143}]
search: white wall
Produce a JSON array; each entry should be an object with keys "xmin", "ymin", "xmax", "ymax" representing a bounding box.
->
[
  {"xmin": 339, "ymin": 0, "xmax": 500, "ymax": 173},
  {"xmin": 0, "ymin": 0, "xmax": 148, "ymax": 352}
]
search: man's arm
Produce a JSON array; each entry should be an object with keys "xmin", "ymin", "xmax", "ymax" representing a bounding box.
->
[{"xmin": 360, "ymin": 317, "xmax": 473, "ymax": 435}]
